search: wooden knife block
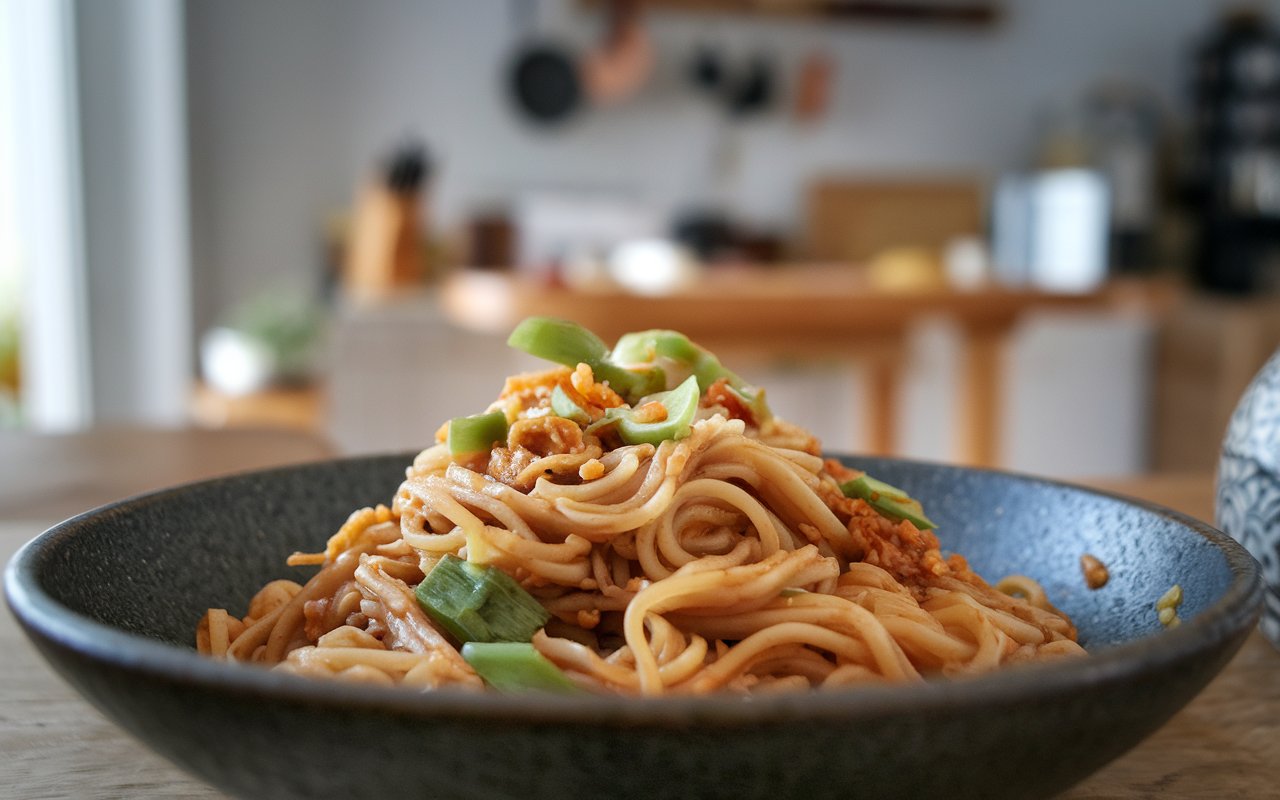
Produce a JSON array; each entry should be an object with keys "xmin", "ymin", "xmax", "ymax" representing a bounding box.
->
[{"xmin": 344, "ymin": 185, "xmax": 426, "ymax": 303}]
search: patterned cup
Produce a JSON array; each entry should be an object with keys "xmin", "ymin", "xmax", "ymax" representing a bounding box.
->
[{"xmin": 1216, "ymin": 348, "xmax": 1280, "ymax": 650}]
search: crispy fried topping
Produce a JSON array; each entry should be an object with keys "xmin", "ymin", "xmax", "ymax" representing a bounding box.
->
[
  {"xmin": 508, "ymin": 416, "xmax": 586, "ymax": 457},
  {"xmin": 704, "ymin": 377, "xmax": 757, "ymax": 426}
]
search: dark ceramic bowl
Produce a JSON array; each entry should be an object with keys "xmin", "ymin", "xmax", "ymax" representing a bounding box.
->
[{"xmin": 5, "ymin": 454, "xmax": 1264, "ymax": 800}]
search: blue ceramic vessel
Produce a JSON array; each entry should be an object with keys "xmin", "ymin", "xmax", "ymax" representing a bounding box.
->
[{"xmin": 1217, "ymin": 348, "xmax": 1280, "ymax": 649}]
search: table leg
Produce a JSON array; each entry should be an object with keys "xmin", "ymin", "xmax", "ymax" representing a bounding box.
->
[
  {"xmin": 863, "ymin": 351, "xmax": 900, "ymax": 456},
  {"xmin": 958, "ymin": 326, "xmax": 1006, "ymax": 467}
]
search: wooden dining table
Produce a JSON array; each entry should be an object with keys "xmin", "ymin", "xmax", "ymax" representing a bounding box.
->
[
  {"xmin": 1, "ymin": 428, "xmax": 1275, "ymax": 799},
  {"xmin": 440, "ymin": 268, "xmax": 1172, "ymax": 468}
]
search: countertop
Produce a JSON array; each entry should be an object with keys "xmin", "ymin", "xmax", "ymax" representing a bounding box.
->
[
  {"xmin": 1, "ymin": 429, "xmax": 1276, "ymax": 799},
  {"xmin": 439, "ymin": 268, "xmax": 1167, "ymax": 353}
]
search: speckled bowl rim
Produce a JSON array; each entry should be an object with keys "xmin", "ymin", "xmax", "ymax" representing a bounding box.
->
[{"xmin": 5, "ymin": 453, "xmax": 1265, "ymax": 728}]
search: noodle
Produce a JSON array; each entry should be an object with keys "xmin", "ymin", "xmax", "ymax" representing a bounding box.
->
[{"xmin": 198, "ymin": 323, "xmax": 1084, "ymax": 695}]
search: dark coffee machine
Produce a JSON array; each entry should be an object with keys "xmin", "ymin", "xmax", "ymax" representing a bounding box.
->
[{"xmin": 1191, "ymin": 9, "xmax": 1280, "ymax": 294}]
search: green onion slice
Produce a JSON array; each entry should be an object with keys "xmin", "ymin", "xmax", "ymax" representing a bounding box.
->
[
  {"xmin": 615, "ymin": 375, "xmax": 700, "ymax": 446},
  {"xmin": 460, "ymin": 642, "xmax": 579, "ymax": 694},
  {"xmin": 447, "ymin": 411, "xmax": 509, "ymax": 458},
  {"xmin": 839, "ymin": 474, "xmax": 936, "ymax": 530},
  {"xmin": 414, "ymin": 554, "xmax": 551, "ymax": 644},
  {"xmin": 612, "ymin": 328, "xmax": 770, "ymax": 421},
  {"xmin": 507, "ymin": 317, "xmax": 663, "ymax": 401},
  {"xmin": 550, "ymin": 385, "xmax": 590, "ymax": 424}
]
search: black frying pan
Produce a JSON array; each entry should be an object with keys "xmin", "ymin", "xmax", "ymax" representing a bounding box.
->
[
  {"xmin": 509, "ymin": 40, "xmax": 582, "ymax": 125},
  {"xmin": 506, "ymin": 0, "xmax": 582, "ymax": 125}
]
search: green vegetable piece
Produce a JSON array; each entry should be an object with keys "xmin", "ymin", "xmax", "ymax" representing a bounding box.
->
[
  {"xmin": 615, "ymin": 375, "xmax": 700, "ymax": 446},
  {"xmin": 414, "ymin": 554, "xmax": 551, "ymax": 643},
  {"xmin": 721, "ymin": 382, "xmax": 771, "ymax": 422},
  {"xmin": 550, "ymin": 385, "xmax": 589, "ymax": 424},
  {"xmin": 447, "ymin": 411, "xmax": 509, "ymax": 457},
  {"xmin": 507, "ymin": 317, "xmax": 663, "ymax": 400},
  {"xmin": 839, "ymin": 474, "xmax": 937, "ymax": 530},
  {"xmin": 612, "ymin": 328, "xmax": 771, "ymax": 421},
  {"xmin": 509, "ymin": 316, "xmax": 610, "ymax": 369},
  {"xmin": 612, "ymin": 329, "xmax": 702, "ymax": 367},
  {"xmin": 461, "ymin": 642, "xmax": 579, "ymax": 694}
]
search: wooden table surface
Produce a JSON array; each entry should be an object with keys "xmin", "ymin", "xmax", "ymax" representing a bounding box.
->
[{"xmin": 1, "ymin": 429, "xmax": 1275, "ymax": 799}]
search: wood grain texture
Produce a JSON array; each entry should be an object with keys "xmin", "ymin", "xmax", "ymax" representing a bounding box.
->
[
  {"xmin": 957, "ymin": 326, "xmax": 1004, "ymax": 467},
  {"xmin": 1, "ymin": 429, "xmax": 334, "ymax": 799},
  {"xmin": 0, "ymin": 426, "xmax": 335, "ymax": 521},
  {"xmin": 439, "ymin": 267, "xmax": 1124, "ymax": 349},
  {"xmin": 1, "ymin": 429, "xmax": 1274, "ymax": 798},
  {"xmin": 805, "ymin": 178, "xmax": 983, "ymax": 263}
]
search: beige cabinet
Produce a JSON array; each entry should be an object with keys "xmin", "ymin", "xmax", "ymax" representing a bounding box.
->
[{"xmin": 1153, "ymin": 294, "xmax": 1280, "ymax": 472}]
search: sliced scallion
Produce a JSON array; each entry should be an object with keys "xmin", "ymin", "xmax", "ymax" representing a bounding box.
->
[
  {"xmin": 414, "ymin": 554, "xmax": 550, "ymax": 644},
  {"xmin": 447, "ymin": 411, "xmax": 509, "ymax": 458},
  {"xmin": 612, "ymin": 328, "xmax": 770, "ymax": 421},
  {"xmin": 507, "ymin": 317, "xmax": 664, "ymax": 401},
  {"xmin": 839, "ymin": 474, "xmax": 936, "ymax": 530},
  {"xmin": 615, "ymin": 375, "xmax": 700, "ymax": 445},
  {"xmin": 460, "ymin": 642, "xmax": 579, "ymax": 693},
  {"xmin": 550, "ymin": 385, "xmax": 590, "ymax": 424}
]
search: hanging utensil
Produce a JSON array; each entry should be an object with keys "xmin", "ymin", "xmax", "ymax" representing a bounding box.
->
[
  {"xmin": 506, "ymin": 0, "xmax": 582, "ymax": 125},
  {"xmin": 582, "ymin": 0, "xmax": 653, "ymax": 105},
  {"xmin": 794, "ymin": 50, "xmax": 834, "ymax": 124},
  {"xmin": 727, "ymin": 52, "xmax": 776, "ymax": 118}
]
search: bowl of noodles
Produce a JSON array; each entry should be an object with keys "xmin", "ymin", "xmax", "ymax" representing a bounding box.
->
[{"xmin": 5, "ymin": 318, "xmax": 1264, "ymax": 800}]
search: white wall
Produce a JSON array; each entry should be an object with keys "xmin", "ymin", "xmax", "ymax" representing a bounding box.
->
[
  {"xmin": 185, "ymin": 0, "xmax": 1244, "ymax": 331},
  {"xmin": 4, "ymin": 0, "xmax": 92, "ymax": 430},
  {"xmin": 78, "ymin": 0, "xmax": 192, "ymax": 425}
]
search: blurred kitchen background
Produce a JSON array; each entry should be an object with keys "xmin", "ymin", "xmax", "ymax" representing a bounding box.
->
[{"xmin": 5, "ymin": 0, "xmax": 1280, "ymax": 479}]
